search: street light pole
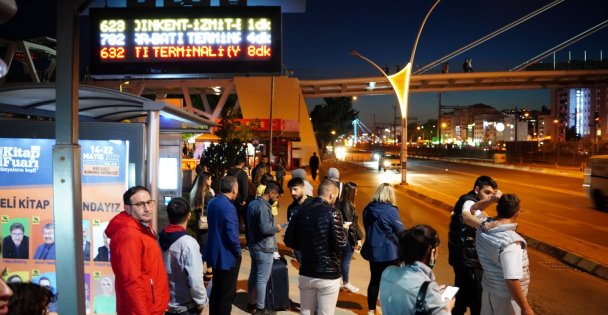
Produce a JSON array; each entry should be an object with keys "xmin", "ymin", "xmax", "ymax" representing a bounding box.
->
[{"xmin": 351, "ymin": 0, "xmax": 441, "ymax": 184}]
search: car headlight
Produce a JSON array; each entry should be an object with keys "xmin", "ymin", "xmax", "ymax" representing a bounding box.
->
[{"xmin": 383, "ymin": 160, "xmax": 391, "ymax": 167}]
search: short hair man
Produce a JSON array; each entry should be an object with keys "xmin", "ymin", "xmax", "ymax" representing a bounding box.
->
[
  {"xmin": 2, "ymin": 222, "xmax": 29, "ymax": 259},
  {"xmin": 246, "ymin": 181, "xmax": 283, "ymax": 314},
  {"xmin": 159, "ymin": 197, "xmax": 209, "ymax": 315},
  {"xmin": 448, "ymin": 175, "xmax": 501, "ymax": 315},
  {"xmin": 105, "ymin": 186, "xmax": 170, "ymax": 315},
  {"xmin": 94, "ymin": 232, "xmax": 110, "ymax": 262},
  {"xmin": 33, "ymin": 223, "xmax": 55, "ymax": 260},
  {"xmin": 291, "ymin": 168, "xmax": 313, "ymax": 196},
  {"xmin": 204, "ymin": 176, "xmax": 242, "ymax": 315},
  {"xmin": 284, "ymin": 179, "xmax": 347, "ymax": 315},
  {"xmin": 286, "ymin": 177, "xmax": 314, "ymax": 263},
  {"xmin": 227, "ymin": 156, "xmax": 249, "ymax": 231},
  {"xmin": 308, "ymin": 152, "xmax": 320, "ymax": 181},
  {"xmin": 476, "ymin": 194, "xmax": 533, "ymax": 315},
  {"xmin": 83, "ymin": 226, "xmax": 91, "ymax": 261}
]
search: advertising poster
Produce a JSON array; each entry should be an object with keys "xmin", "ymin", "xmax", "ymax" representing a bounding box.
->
[{"xmin": 1, "ymin": 138, "xmax": 128, "ymax": 314}]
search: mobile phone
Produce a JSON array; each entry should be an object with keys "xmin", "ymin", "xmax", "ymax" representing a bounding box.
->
[
  {"xmin": 441, "ymin": 286, "xmax": 459, "ymax": 301},
  {"xmin": 280, "ymin": 223, "xmax": 288, "ymax": 228}
]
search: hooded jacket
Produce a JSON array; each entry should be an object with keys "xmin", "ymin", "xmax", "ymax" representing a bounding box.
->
[
  {"xmin": 361, "ymin": 201, "xmax": 405, "ymax": 262},
  {"xmin": 159, "ymin": 225, "xmax": 208, "ymax": 313},
  {"xmin": 106, "ymin": 211, "xmax": 170, "ymax": 315}
]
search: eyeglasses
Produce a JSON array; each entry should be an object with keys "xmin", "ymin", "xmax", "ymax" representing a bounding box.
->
[{"xmin": 128, "ymin": 200, "xmax": 156, "ymax": 207}]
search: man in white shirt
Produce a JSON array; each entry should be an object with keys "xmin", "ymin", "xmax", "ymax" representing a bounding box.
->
[{"xmin": 476, "ymin": 194, "xmax": 533, "ymax": 315}]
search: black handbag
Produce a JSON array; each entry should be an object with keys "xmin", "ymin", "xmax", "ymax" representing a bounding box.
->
[{"xmin": 415, "ymin": 281, "xmax": 431, "ymax": 315}]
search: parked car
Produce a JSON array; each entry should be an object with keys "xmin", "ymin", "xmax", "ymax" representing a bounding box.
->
[
  {"xmin": 583, "ymin": 155, "xmax": 608, "ymax": 211},
  {"xmin": 378, "ymin": 151, "xmax": 401, "ymax": 172}
]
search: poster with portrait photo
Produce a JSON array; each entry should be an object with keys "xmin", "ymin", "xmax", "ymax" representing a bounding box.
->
[
  {"xmin": 92, "ymin": 221, "xmax": 110, "ymax": 263},
  {"xmin": 84, "ymin": 273, "xmax": 91, "ymax": 314},
  {"xmin": 1, "ymin": 217, "xmax": 30, "ymax": 259},
  {"xmin": 31, "ymin": 219, "xmax": 55, "ymax": 261},
  {"xmin": 3, "ymin": 270, "xmax": 29, "ymax": 283},
  {"xmin": 32, "ymin": 269, "xmax": 58, "ymax": 314},
  {"xmin": 83, "ymin": 220, "xmax": 92, "ymax": 261},
  {"xmin": 92, "ymin": 267, "xmax": 116, "ymax": 315}
]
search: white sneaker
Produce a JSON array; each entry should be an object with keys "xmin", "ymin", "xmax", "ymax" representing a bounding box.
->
[
  {"xmin": 342, "ymin": 282, "xmax": 360, "ymax": 293},
  {"xmin": 367, "ymin": 311, "xmax": 375, "ymax": 315}
]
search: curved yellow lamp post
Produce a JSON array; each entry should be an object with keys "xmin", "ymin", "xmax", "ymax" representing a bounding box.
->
[{"xmin": 352, "ymin": 0, "xmax": 441, "ymax": 184}]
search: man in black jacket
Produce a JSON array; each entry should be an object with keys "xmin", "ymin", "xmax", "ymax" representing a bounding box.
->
[
  {"xmin": 284, "ymin": 179, "xmax": 347, "ymax": 315},
  {"xmin": 227, "ymin": 156, "xmax": 249, "ymax": 233},
  {"xmin": 448, "ymin": 175, "xmax": 501, "ymax": 315}
]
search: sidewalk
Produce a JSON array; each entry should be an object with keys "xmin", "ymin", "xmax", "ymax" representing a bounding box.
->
[{"xmin": 213, "ymin": 163, "xmax": 372, "ymax": 315}]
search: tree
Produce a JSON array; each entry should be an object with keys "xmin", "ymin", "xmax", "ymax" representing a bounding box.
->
[
  {"xmin": 309, "ymin": 97, "xmax": 359, "ymax": 148},
  {"xmin": 202, "ymin": 106, "xmax": 251, "ymax": 191},
  {"xmin": 213, "ymin": 117, "xmax": 256, "ymax": 143},
  {"xmin": 201, "ymin": 140, "xmax": 247, "ymax": 192}
]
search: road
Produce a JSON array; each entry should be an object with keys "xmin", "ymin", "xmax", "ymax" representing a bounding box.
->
[
  {"xmin": 360, "ymin": 157, "xmax": 608, "ymax": 269},
  {"xmin": 336, "ymin": 161, "xmax": 608, "ymax": 314}
]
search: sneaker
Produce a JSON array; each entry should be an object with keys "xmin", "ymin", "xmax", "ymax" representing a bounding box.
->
[
  {"xmin": 247, "ymin": 303, "xmax": 257, "ymax": 314},
  {"xmin": 342, "ymin": 282, "xmax": 360, "ymax": 293},
  {"xmin": 367, "ymin": 311, "xmax": 375, "ymax": 315}
]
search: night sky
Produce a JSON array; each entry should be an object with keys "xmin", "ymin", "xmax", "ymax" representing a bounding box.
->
[
  {"xmin": 282, "ymin": 0, "xmax": 608, "ymax": 127},
  {"xmin": 1, "ymin": 0, "xmax": 606, "ymax": 127}
]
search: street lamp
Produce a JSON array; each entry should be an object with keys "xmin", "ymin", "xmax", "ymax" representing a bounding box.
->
[{"xmin": 351, "ymin": 0, "xmax": 441, "ymax": 184}]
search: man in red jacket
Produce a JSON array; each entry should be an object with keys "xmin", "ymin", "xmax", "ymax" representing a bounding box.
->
[{"xmin": 106, "ymin": 186, "xmax": 170, "ymax": 315}]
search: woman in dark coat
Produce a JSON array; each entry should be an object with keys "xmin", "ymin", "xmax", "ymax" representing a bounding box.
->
[
  {"xmin": 337, "ymin": 182, "xmax": 364, "ymax": 293},
  {"xmin": 361, "ymin": 183, "xmax": 406, "ymax": 315}
]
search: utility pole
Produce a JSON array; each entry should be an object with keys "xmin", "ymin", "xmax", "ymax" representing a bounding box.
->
[
  {"xmin": 372, "ymin": 114, "xmax": 376, "ymax": 144},
  {"xmin": 393, "ymin": 104, "xmax": 398, "ymax": 145},
  {"xmin": 437, "ymin": 92, "xmax": 442, "ymax": 143}
]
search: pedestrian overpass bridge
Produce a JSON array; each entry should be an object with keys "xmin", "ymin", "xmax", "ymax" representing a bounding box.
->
[{"xmin": 298, "ymin": 69, "xmax": 608, "ymax": 98}]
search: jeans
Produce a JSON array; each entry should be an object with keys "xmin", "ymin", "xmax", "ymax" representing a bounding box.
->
[
  {"xmin": 247, "ymin": 251, "xmax": 274, "ymax": 309},
  {"xmin": 299, "ymin": 275, "xmax": 341, "ymax": 315},
  {"xmin": 209, "ymin": 255, "xmax": 242, "ymax": 315},
  {"xmin": 367, "ymin": 260, "xmax": 396, "ymax": 311},
  {"xmin": 341, "ymin": 244, "xmax": 354, "ymax": 283}
]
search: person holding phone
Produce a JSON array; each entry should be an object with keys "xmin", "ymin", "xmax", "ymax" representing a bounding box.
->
[{"xmin": 380, "ymin": 225, "xmax": 455, "ymax": 314}]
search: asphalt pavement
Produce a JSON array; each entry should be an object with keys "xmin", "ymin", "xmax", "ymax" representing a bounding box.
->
[{"xmin": 402, "ymin": 156, "xmax": 608, "ymax": 281}]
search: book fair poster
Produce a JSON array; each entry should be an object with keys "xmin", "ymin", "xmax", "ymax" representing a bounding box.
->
[{"xmin": 1, "ymin": 138, "xmax": 128, "ymax": 314}]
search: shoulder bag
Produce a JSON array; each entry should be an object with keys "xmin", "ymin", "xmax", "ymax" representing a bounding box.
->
[
  {"xmin": 198, "ymin": 192, "xmax": 208, "ymax": 230},
  {"xmin": 415, "ymin": 281, "xmax": 431, "ymax": 315}
]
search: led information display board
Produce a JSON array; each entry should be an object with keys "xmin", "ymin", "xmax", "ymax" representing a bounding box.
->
[{"xmin": 89, "ymin": 6, "xmax": 281, "ymax": 78}]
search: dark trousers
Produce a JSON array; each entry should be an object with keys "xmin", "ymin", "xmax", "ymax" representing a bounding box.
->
[
  {"xmin": 311, "ymin": 168, "xmax": 318, "ymax": 180},
  {"xmin": 367, "ymin": 260, "xmax": 396, "ymax": 311},
  {"xmin": 452, "ymin": 266, "xmax": 482, "ymax": 315},
  {"xmin": 210, "ymin": 255, "xmax": 242, "ymax": 315},
  {"xmin": 196, "ymin": 229, "xmax": 208, "ymax": 258}
]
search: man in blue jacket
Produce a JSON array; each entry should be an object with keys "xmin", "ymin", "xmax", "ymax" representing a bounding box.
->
[
  {"xmin": 205, "ymin": 176, "xmax": 242, "ymax": 315},
  {"xmin": 246, "ymin": 181, "xmax": 283, "ymax": 314}
]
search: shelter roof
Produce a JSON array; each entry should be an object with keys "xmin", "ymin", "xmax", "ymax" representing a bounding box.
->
[{"xmin": 0, "ymin": 83, "xmax": 214, "ymax": 132}]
